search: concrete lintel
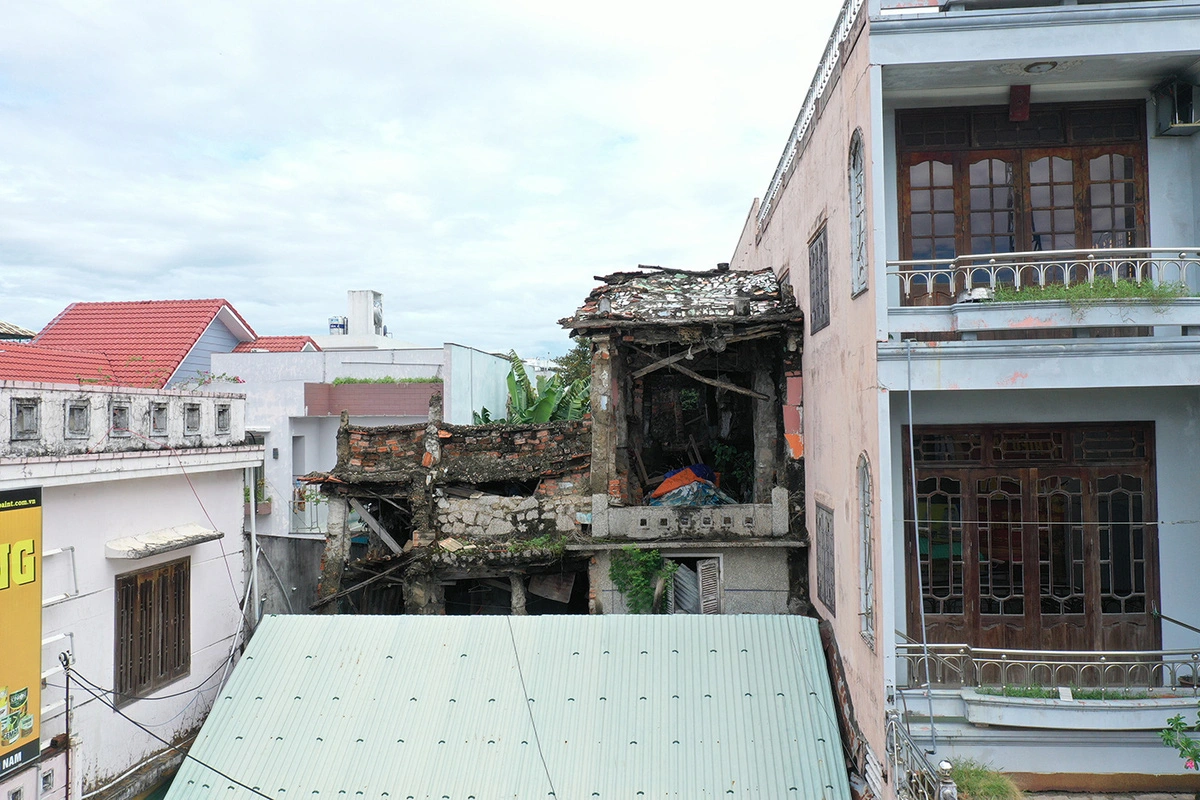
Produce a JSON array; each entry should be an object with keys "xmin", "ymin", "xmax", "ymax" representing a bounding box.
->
[{"xmin": 105, "ymin": 523, "xmax": 223, "ymax": 559}]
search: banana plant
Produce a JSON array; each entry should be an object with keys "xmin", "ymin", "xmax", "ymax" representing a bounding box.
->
[{"xmin": 473, "ymin": 351, "xmax": 590, "ymax": 424}]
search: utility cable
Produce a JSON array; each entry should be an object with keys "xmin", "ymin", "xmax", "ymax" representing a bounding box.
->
[
  {"xmin": 906, "ymin": 341, "xmax": 938, "ymax": 753},
  {"xmin": 105, "ymin": 426, "xmax": 244, "ymax": 610},
  {"xmin": 505, "ymin": 617, "xmax": 559, "ymax": 799},
  {"xmin": 67, "ymin": 665, "xmax": 277, "ymax": 800}
]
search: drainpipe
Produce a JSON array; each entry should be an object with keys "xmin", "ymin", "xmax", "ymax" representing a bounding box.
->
[{"xmin": 246, "ymin": 467, "xmax": 260, "ymax": 626}]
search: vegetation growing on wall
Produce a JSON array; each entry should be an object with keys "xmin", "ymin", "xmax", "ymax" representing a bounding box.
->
[
  {"xmin": 949, "ymin": 759, "xmax": 1023, "ymax": 800},
  {"xmin": 608, "ymin": 546, "xmax": 678, "ymax": 614},
  {"xmin": 331, "ymin": 376, "xmax": 442, "ymax": 385}
]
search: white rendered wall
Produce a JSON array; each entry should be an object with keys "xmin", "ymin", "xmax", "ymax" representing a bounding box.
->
[{"xmin": 35, "ymin": 467, "xmax": 248, "ymax": 800}]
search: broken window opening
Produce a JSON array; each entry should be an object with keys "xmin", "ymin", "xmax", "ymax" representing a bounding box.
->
[
  {"xmin": 664, "ymin": 556, "xmax": 721, "ymax": 614},
  {"xmin": 443, "ymin": 570, "xmax": 589, "ymax": 616},
  {"xmin": 632, "ymin": 364, "xmax": 757, "ymax": 504}
]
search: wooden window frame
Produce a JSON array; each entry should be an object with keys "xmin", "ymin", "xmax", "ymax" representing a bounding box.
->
[
  {"xmin": 897, "ymin": 102, "xmax": 1149, "ymax": 262},
  {"xmin": 809, "ymin": 226, "xmax": 830, "ymax": 334},
  {"xmin": 816, "ymin": 503, "xmax": 836, "ymax": 614},
  {"xmin": 902, "ymin": 423, "xmax": 1160, "ymax": 652},
  {"xmin": 114, "ymin": 558, "xmax": 190, "ymax": 705},
  {"xmin": 849, "ymin": 129, "xmax": 869, "ymax": 297},
  {"xmin": 858, "ymin": 454, "xmax": 875, "ymax": 646}
]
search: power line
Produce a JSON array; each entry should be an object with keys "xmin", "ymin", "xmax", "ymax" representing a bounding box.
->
[
  {"xmin": 67, "ymin": 665, "xmax": 277, "ymax": 800},
  {"xmin": 505, "ymin": 617, "xmax": 559, "ymax": 800}
]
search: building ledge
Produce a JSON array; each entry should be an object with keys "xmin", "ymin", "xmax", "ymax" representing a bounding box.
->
[{"xmin": 105, "ymin": 523, "xmax": 223, "ymax": 559}]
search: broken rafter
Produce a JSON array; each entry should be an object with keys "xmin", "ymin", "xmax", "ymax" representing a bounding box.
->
[
  {"xmin": 629, "ymin": 328, "xmax": 780, "ymax": 379},
  {"xmin": 628, "ymin": 345, "xmax": 768, "ymax": 401},
  {"xmin": 309, "ymin": 552, "xmax": 417, "ymax": 610},
  {"xmin": 349, "ymin": 498, "xmax": 406, "ymax": 555}
]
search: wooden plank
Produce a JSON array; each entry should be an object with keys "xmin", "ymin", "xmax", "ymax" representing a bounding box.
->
[
  {"xmin": 627, "ymin": 345, "xmax": 769, "ymax": 400},
  {"xmin": 349, "ymin": 498, "xmax": 405, "ymax": 555},
  {"xmin": 629, "ymin": 329, "xmax": 778, "ymax": 379}
]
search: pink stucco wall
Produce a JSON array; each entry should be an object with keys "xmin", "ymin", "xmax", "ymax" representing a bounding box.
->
[{"xmin": 730, "ymin": 15, "xmax": 886, "ymax": 763}]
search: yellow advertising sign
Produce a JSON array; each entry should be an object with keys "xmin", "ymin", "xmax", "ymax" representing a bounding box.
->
[{"xmin": 0, "ymin": 487, "xmax": 41, "ymax": 781}]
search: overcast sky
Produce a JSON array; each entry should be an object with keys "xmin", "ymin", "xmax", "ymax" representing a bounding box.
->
[{"xmin": 0, "ymin": 1, "xmax": 843, "ymax": 358}]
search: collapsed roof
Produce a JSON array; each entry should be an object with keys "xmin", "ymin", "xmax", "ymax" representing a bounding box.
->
[{"xmin": 561, "ymin": 265, "xmax": 800, "ymax": 333}]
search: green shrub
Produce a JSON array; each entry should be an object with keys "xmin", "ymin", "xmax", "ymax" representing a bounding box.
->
[
  {"xmin": 950, "ymin": 759, "xmax": 1023, "ymax": 800},
  {"xmin": 330, "ymin": 376, "xmax": 441, "ymax": 385}
]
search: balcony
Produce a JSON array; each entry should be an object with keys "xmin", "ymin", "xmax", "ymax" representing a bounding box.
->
[{"xmin": 886, "ymin": 247, "xmax": 1200, "ymax": 337}]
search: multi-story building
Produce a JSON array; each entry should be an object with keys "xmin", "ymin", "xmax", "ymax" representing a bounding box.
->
[
  {"xmin": 730, "ymin": 0, "xmax": 1200, "ymax": 792},
  {"xmin": 0, "ymin": 381, "xmax": 261, "ymax": 800}
]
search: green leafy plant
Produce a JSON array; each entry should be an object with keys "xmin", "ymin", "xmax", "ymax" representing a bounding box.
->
[
  {"xmin": 712, "ymin": 442, "xmax": 754, "ymax": 500},
  {"xmin": 506, "ymin": 534, "xmax": 567, "ymax": 557},
  {"xmin": 331, "ymin": 376, "xmax": 442, "ymax": 385},
  {"xmin": 552, "ymin": 337, "xmax": 592, "ymax": 385},
  {"xmin": 1161, "ymin": 708, "xmax": 1200, "ymax": 771},
  {"xmin": 977, "ymin": 684, "xmax": 1150, "ymax": 700},
  {"xmin": 474, "ymin": 351, "xmax": 590, "ymax": 424},
  {"xmin": 988, "ymin": 278, "xmax": 1189, "ymax": 310},
  {"xmin": 243, "ymin": 479, "xmax": 268, "ymax": 503},
  {"xmin": 949, "ymin": 759, "xmax": 1023, "ymax": 800},
  {"xmin": 608, "ymin": 546, "xmax": 678, "ymax": 614}
]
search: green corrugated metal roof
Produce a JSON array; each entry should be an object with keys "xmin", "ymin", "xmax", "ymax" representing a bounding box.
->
[{"xmin": 166, "ymin": 614, "xmax": 851, "ymax": 800}]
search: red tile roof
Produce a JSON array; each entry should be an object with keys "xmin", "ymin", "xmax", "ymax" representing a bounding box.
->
[
  {"xmin": 233, "ymin": 336, "xmax": 321, "ymax": 353},
  {"xmin": 28, "ymin": 299, "xmax": 256, "ymax": 388},
  {"xmin": 0, "ymin": 343, "xmax": 119, "ymax": 386}
]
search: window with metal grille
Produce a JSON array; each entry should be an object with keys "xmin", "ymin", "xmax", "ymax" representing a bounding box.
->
[
  {"xmin": 816, "ymin": 503, "xmax": 835, "ymax": 613},
  {"xmin": 809, "ymin": 226, "xmax": 830, "ymax": 333},
  {"xmin": 215, "ymin": 403, "xmax": 231, "ymax": 435},
  {"xmin": 114, "ymin": 558, "xmax": 190, "ymax": 704},
  {"xmin": 151, "ymin": 402, "xmax": 169, "ymax": 437},
  {"xmin": 849, "ymin": 130, "xmax": 868, "ymax": 297},
  {"xmin": 110, "ymin": 401, "xmax": 131, "ymax": 437},
  {"xmin": 10, "ymin": 398, "xmax": 39, "ymax": 441},
  {"xmin": 183, "ymin": 403, "xmax": 201, "ymax": 435},
  {"xmin": 65, "ymin": 401, "xmax": 89, "ymax": 439},
  {"xmin": 858, "ymin": 455, "xmax": 875, "ymax": 645}
]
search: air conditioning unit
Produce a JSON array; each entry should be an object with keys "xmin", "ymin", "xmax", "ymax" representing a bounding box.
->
[{"xmin": 1153, "ymin": 77, "xmax": 1200, "ymax": 137}]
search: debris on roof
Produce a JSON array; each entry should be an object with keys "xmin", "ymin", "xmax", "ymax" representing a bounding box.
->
[{"xmin": 562, "ymin": 265, "xmax": 798, "ymax": 331}]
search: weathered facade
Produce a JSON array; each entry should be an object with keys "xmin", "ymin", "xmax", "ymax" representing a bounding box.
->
[{"xmin": 311, "ymin": 265, "xmax": 807, "ymax": 620}]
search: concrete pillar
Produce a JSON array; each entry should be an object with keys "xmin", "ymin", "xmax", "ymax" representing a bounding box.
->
[
  {"xmin": 509, "ymin": 574, "xmax": 528, "ymax": 616},
  {"xmin": 751, "ymin": 351, "xmax": 780, "ymax": 504},
  {"xmin": 314, "ymin": 496, "xmax": 350, "ymax": 614}
]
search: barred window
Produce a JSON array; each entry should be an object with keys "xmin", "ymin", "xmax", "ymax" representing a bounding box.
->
[
  {"xmin": 816, "ymin": 503, "xmax": 835, "ymax": 613},
  {"xmin": 115, "ymin": 559, "xmax": 190, "ymax": 704},
  {"xmin": 858, "ymin": 455, "xmax": 875, "ymax": 645},
  {"xmin": 809, "ymin": 226, "xmax": 830, "ymax": 333},
  {"xmin": 849, "ymin": 130, "xmax": 868, "ymax": 297},
  {"xmin": 10, "ymin": 398, "xmax": 39, "ymax": 441}
]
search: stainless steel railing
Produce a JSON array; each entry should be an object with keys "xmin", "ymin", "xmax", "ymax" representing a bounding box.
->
[
  {"xmin": 896, "ymin": 641, "xmax": 1200, "ymax": 694},
  {"xmin": 886, "ymin": 247, "xmax": 1200, "ymax": 306}
]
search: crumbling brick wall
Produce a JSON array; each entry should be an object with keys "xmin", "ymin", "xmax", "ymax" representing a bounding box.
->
[{"xmin": 334, "ymin": 418, "xmax": 592, "ymax": 544}]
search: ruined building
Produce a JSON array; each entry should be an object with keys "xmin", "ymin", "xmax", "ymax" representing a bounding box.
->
[{"xmin": 309, "ymin": 265, "xmax": 806, "ymax": 616}]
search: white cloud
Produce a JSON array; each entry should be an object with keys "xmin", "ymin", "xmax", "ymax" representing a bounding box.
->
[{"xmin": 0, "ymin": 0, "xmax": 845, "ymax": 356}]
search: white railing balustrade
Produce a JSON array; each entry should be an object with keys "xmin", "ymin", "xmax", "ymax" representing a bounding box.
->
[
  {"xmin": 887, "ymin": 248, "xmax": 1200, "ymax": 306},
  {"xmin": 896, "ymin": 641, "xmax": 1200, "ymax": 694},
  {"xmin": 886, "ymin": 711, "xmax": 956, "ymax": 800}
]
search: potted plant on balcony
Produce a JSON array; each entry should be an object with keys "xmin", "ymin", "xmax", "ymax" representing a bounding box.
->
[{"xmin": 243, "ymin": 480, "xmax": 272, "ymax": 516}]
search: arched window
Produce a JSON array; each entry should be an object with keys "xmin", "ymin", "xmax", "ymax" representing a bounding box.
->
[
  {"xmin": 849, "ymin": 129, "xmax": 868, "ymax": 297},
  {"xmin": 858, "ymin": 453, "xmax": 875, "ymax": 645}
]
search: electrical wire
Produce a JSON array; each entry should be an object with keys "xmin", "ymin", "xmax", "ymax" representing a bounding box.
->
[
  {"xmin": 67, "ymin": 666, "xmax": 277, "ymax": 800},
  {"xmin": 505, "ymin": 617, "xmax": 559, "ymax": 799},
  {"xmin": 104, "ymin": 426, "xmax": 245, "ymax": 610}
]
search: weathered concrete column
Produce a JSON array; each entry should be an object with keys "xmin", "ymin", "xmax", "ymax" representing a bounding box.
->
[
  {"xmin": 751, "ymin": 351, "xmax": 780, "ymax": 504},
  {"xmin": 509, "ymin": 575, "xmax": 528, "ymax": 616},
  {"xmin": 423, "ymin": 391, "xmax": 443, "ymax": 469},
  {"xmin": 404, "ymin": 573, "xmax": 444, "ymax": 615},
  {"xmin": 314, "ymin": 496, "xmax": 350, "ymax": 614}
]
